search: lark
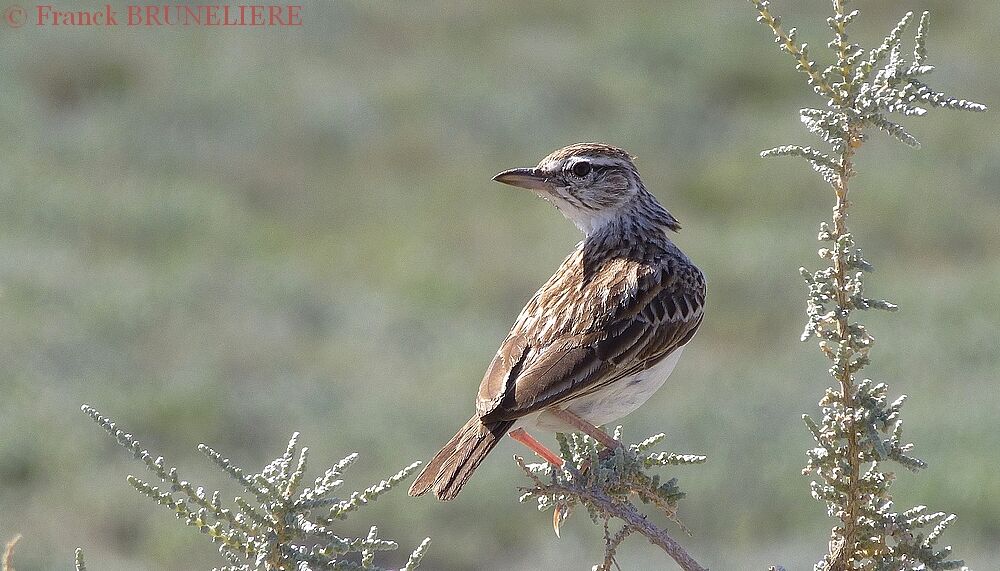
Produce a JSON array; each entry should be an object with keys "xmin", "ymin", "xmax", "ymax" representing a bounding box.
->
[{"xmin": 409, "ymin": 143, "xmax": 706, "ymax": 501}]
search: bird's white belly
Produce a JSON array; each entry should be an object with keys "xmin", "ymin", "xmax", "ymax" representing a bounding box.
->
[{"xmin": 533, "ymin": 346, "xmax": 685, "ymax": 432}]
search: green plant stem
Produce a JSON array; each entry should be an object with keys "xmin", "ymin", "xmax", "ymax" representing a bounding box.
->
[
  {"xmin": 516, "ymin": 449, "xmax": 707, "ymax": 571},
  {"xmin": 584, "ymin": 487, "xmax": 706, "ymax": 571},
  {"xmin": 831, "ymin": 0, "xmax": 852, "ymax": 92},
  {"xmin": 830, "ymin": 127, "xmax": 860, "ymax": 570},
  {"xmin": 750, "ymin": 2, "xmax": 983, "ymax": 567},
  {"xmin": 829, "ymin": 2, "xmax": 861, "ymax": 561},
  {"xmin": 269, "ymin": 502, "xmax": 289, "ymax": 568}
]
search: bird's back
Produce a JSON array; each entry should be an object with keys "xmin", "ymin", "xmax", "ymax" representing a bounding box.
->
[{"xmin": 476, "ymin": 235, "xmax": 705, "ymax": 422}]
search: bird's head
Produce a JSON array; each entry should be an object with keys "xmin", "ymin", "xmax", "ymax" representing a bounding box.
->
[{"xmin": 493, "ymin": 142, "xmax": 680, "ymax": 236}]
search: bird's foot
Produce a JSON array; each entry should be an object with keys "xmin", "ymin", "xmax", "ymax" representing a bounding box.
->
[
  {"xmin": 546, "ymin": 408, "xmax": 622, "ymax": 452},
  {"xmin": 509, "ymin": 428, "xmax": 564, "ymax": 468}
]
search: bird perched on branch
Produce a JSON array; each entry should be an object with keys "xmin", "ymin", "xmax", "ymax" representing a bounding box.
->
[{"xmin": 409, "ymin": 143, "xmax": 706, "ymax": 501}]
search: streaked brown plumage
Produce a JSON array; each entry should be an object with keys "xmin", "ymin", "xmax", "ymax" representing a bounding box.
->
[{"xmin": 409, "ymin": 143, "xmax": 706, "ymax": 501}]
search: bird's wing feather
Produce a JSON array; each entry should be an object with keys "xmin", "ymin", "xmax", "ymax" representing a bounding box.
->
[
  {"xmin": 477, "ymin": 263, "xmax": 705, "ymax": 422},
  {"xmin": 476, "ymin": 333, "xmax": 529, "ymax": 416}
]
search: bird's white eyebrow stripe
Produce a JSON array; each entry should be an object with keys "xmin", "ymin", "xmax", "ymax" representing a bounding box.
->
[{"xmin": 575, "ymin": 156, "xmax": 627, "ymax": 168}]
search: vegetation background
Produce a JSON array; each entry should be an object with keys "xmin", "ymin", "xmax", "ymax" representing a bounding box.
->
[{"xmin": 1, "ymin": 1, "xmax": 996, "ymax": 569}]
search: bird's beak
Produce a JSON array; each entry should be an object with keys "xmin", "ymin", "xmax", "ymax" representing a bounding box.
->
[{"xmin": 492, "ymin": 167, "xmax": 553, "ymax": 192}]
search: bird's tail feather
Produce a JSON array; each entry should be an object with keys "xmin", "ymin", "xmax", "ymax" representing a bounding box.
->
[{"xmin": 408, "ymin": 416, "xmax": 514, "ymax": 501}]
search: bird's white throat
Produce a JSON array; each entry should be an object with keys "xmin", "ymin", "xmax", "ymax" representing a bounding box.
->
[{"xmin": 559, "ymin": 202, "xmax": 627, "ymax": 236}]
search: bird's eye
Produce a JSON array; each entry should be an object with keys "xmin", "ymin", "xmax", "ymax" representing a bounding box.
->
[{"xmin": 571, "ymin": 161, "xmax": 592, "ymax": 177}]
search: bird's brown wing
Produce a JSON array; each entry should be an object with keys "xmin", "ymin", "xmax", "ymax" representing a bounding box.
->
[{"xmin": 476, "ymin": 264, "xmax": 705, "ymax": 423}]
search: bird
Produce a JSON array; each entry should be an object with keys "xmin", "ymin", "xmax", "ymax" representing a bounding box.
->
[{"xmin": 408, "ymin": 142, "xmax": 706, "ymax": 501}]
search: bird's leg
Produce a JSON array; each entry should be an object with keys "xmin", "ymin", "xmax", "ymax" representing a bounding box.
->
[
  {"xmin": 546, "ymin": 408, "xmax": 621, "ymax": 451},
  {"xmin": 509, "ymin": 428, "xmax": 564, "ymax": 468}
]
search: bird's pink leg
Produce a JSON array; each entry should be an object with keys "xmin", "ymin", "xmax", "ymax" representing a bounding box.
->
[
  {"xmin": 509, "ymin": 428, "xmax": 564, "ymax": 468},
  {"xmin": 546, "ymin": 409, "xmax": 621, "ymax": 451}
]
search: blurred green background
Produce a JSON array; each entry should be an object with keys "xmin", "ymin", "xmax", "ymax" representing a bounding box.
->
[{"xmin": 1, "ymin": 1, "xmax": 997, "ymax": 569}]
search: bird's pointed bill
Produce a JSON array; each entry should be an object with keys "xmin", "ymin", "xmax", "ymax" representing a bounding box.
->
[{"xmin": 492, "ymin": 167, "xmax": 552, "ymax": 191}]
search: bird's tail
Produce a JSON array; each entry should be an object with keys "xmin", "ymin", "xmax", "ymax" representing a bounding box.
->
[{"xmin": 408, "ymin": 416, "xmax": 514, "ymax": 501}]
